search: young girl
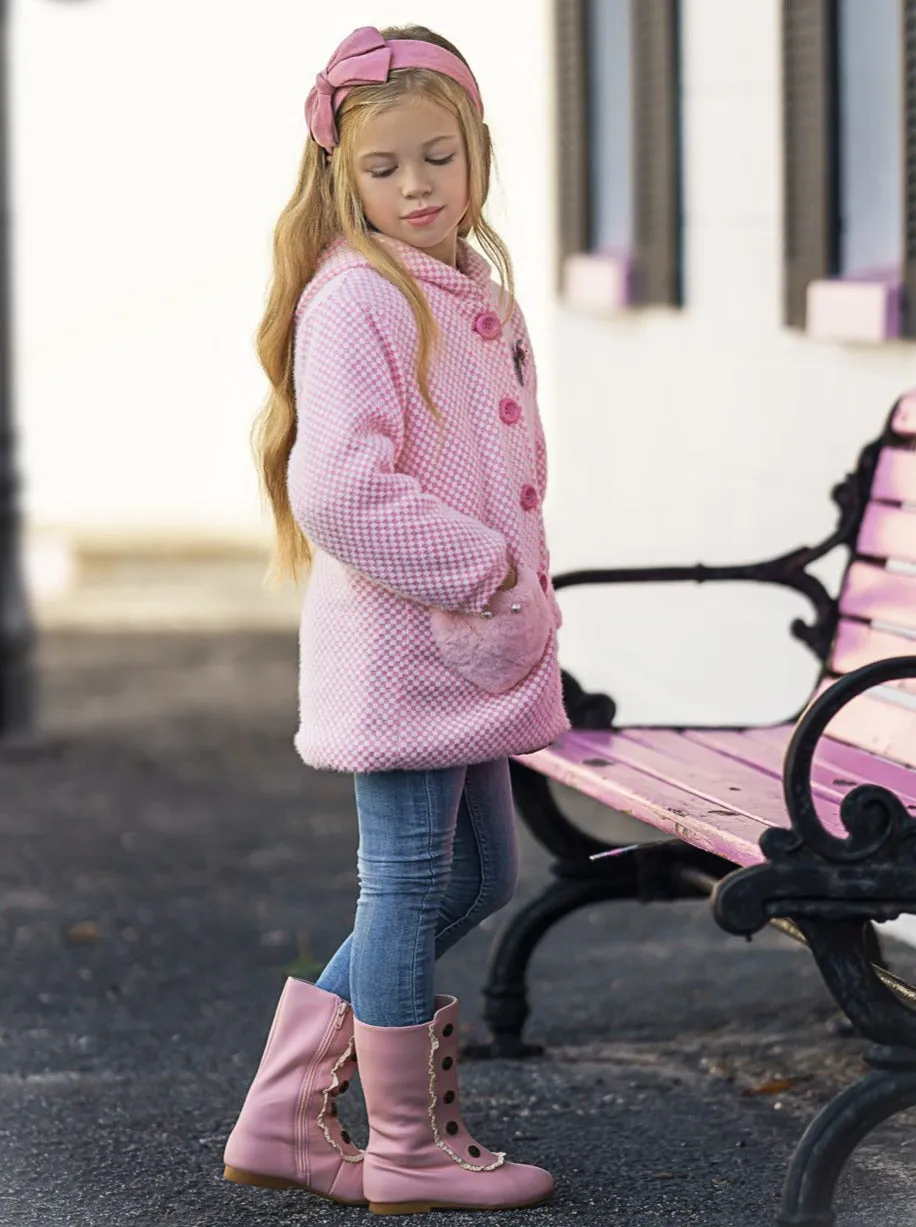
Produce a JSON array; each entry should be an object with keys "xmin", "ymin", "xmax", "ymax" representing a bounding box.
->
[{"xmin": 223, "ymin": 23, "xmax": 569, "ymax": 1215}]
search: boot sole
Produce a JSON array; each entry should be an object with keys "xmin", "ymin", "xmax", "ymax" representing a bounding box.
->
[
  {"xmin": 223, "ymin": 1165, "xmax": 368, "ymax": 1206},
  {"xmin": 368, "ymin": 1191, "xmax": 555, "ymax": 1215}
]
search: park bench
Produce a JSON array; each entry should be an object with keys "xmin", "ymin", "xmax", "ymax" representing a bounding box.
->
[{"xmin": 469, "ymin": 394, "xmax": 916, "ymax": 1227}]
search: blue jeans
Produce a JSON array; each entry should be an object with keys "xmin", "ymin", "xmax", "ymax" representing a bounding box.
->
[{"xmin": 315, "ymin": 757, "xmax": 519, "ymax": 1026}]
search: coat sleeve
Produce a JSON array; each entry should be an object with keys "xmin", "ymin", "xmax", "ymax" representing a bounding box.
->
[{"xmin": 288, "ymin": 295, "xmax": 511, "ymax": 613}]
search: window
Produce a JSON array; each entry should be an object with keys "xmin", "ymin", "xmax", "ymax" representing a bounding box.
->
[
  {"xmin": 837, "ymin": 0, "xmax": 903, "ymax": 275},
  {"xmin": 587, "ymin": 0, "xmax": 632, "ymax": 257},
  {"xmin": 783, "ymin": 0, "xmax": 915, "ymax": 341},
  {"xmin": 554, "ymin": 0, "xmax": 683, "ymax": 311}
]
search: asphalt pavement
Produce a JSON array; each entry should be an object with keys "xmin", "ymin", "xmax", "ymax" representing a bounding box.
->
[{"xmin": 2, "ymin": 624, "xmax": 916, "ymax": 1227}]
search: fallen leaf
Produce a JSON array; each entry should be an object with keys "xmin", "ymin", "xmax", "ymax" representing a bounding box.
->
[
  {"xmin": 65, "ymin": 921, "xmax": 100, "ymax": 944},
  {"xmin": 742, "ymin": 1077, "xmax": 794, "ymax": 1097}
]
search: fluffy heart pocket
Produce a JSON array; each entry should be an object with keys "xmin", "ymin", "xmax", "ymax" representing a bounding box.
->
[{"xmin": 429, "ymin": 565, "xmax": 552, "ymax": 695}]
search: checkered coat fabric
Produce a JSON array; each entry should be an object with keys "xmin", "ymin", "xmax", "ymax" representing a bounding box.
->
[{"xmin": 288, "ymin": 234, "xmax": 570, "ymax": 773}]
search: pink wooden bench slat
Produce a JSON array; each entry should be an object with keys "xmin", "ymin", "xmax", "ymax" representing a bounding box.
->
[
  {"xmin": 685, "ymin": 726, "xmax": 790, "ymax": 766},
  {"xmin": 740, "ymin": 696, "xmax": 916, "ymax": 767},
  {"xmin": 803, "ymin": 735, "xmax": 916, "ymax": 808},
  {"xmin": 516, "ymin": 737, "xmax": 770, "ymax": 865},
  {"xmin": 813, "ymin": 681, "xmax": 916, "ymax": 767},
  {"xmin": 684, "ymin": 727, "xmax": 916, "ymax": 810},
  {"xmin": 646, "ymin": 725, "xmax": 793, "ymax": 780},
  {"xmin": 530, "ymin": 721, "xmax": 916, "ymax": 862},
  {"xmin": 893, "ymin": 393, "xmax": 916, "ymax": 435},
  {"xmin": 838, "ymin": 561, "xmax": 916, "ymax": 632},
  {"xmin": 871, "ymin": 447, "xmax": 916, "ymax": 503},
  {"xmin": 740, "ymin": 725, "xmax": 806, "ymax": 752},
  {"xmin": 829, "ymin": 619, "xmax": 916, "ymax": 692},
  {"xmin": 591, "ymin": 728, "xmax": 848, "ymax": 832},
  {"xmin": 629, "ymin": 725, "xmax": 872, "ymax": 807},
  {"xmin": 856, "ymin": 503, "xmax": 916, "ymax": 565}
]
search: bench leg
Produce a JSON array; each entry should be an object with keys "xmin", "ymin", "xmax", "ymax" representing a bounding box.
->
[
  {"xmin": 462, "ymin": 759, "xmax": 641, "ymax": 1060},
  {"xmin": 777, "ymin": 1052, "xmax": 916, "ymax": 1227},
  {"xmin": 828, "ymin": 923, "xmax": 888, "ymax": 1039},
  {"xmin": 715, "ymin": 799, "xmax": 916, "ymax": 1227},
  {"xmin": 463, "ymin": 871, "xmax": 640, "ymax": 1060},
  {"xmin": 465, "ymin": 761, "xmax": 729, "ymax": 1060}
]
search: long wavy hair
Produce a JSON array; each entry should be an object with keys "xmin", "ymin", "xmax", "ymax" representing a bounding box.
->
[{"xmin": 253, "ymin": 25, "xmax": 516, "ymax": 584}]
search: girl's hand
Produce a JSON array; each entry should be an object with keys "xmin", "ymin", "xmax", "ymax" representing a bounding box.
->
[{"xmin": 495, "ymin": 561, "xmax": 518, "ymax": 592}]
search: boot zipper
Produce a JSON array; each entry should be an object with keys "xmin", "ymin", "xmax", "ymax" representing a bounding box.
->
[{"xmin": 294, "ymin": 1003, "xmax": 345, "ymax": 1178}]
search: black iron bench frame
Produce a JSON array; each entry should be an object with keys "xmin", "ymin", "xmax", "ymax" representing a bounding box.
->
[{"xmin": 464, "ymin": 409, "xmax": 916, "ymax": 1227}]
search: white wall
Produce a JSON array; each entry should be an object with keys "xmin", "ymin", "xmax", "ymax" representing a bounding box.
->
[
  {"xmin": 15, "ymin": 0, "xmax": 916, "ymax": 734},
  {"xmin": 546, "ymin": 0, "xmax": 916, "ymax": 732},
  {"xmin": 13, "ymin": 0, "xmax": 555, "ymax": 541}
]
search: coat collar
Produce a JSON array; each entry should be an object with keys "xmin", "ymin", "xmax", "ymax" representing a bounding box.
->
[{"xmin": 306, "ymin": 233, "xmax": 494, "ymax": 307}]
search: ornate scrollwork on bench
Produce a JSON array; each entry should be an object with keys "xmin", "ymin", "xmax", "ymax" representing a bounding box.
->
[
  {"xmin": 714, "ymin": 659, "xmax": 916, "ymax": 916},
  {"xmin": 714, "ymin": 657, "xmax": 916, "ymax": 1043}
]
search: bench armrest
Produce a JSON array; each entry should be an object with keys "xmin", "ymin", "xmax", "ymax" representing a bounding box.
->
[
  {"xmin": 551, "ymin": 440, "xmax": 885, "ymax": 665},
  {"xmin": 551, "ymin": 545, "xmax": 838, "ymax": 663},
  {"xmin": 551, "ymin": 546, "xmax": 823, "ymax": 593},
  {"xmin": 778, "ymin": 656, "xmax": 916, "ymax": 864}
]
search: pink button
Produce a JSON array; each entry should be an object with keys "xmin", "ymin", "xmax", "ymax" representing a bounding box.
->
[
  {"xmin": 499, "ymin": 397, "xmax": 522, "ymax": 425},
  {"xmin": 538, "ymin": 571, "xmax": 549, "ymax": 592},
  {"xmin": 520, "ymin": 484, "xmax": 539, "ymax": 511},
  {"xmin": 473, "ymin": 310, "xmax": 503, "ymax": 340}
]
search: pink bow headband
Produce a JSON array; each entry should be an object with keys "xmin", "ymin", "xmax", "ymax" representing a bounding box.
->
[{"xmin": 305, "ymin": 26, "xmax": 485, "ymax": 153}]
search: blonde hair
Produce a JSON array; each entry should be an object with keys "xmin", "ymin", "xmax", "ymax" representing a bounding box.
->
[{"xmin": 253, "ymin": 25, "xmax": 515, "ymax": 584}]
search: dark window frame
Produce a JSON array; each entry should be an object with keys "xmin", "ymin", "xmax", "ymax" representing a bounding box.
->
[
  {"xmin": 782, "ymin": 0, "xmax": 839, "ymax": 328},
  {"xmin": 554, "ymin": 0, "xmax": 683, "ymax": 308},
  {"xmin": 904, "ymin": 0, "xmax": 916, "ymax": 329},
  {"xmin": 783, "ymin": 0, "xmax": 916, "ymax": 336}
]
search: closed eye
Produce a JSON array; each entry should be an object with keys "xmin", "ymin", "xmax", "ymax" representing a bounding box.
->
[{"xmin": 369, "ymin": 154, "xmax": 456, "ymax": 179}]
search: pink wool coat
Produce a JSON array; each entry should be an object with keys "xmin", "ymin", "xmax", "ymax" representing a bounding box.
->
[{"xmin": 288, "ymin": 233, "xmax": 571, "ymax": 773}]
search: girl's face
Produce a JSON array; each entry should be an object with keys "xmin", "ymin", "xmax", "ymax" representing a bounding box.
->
[{"xmin": 351, "ymin": 97, "xmax": 470, "ymax": 267}]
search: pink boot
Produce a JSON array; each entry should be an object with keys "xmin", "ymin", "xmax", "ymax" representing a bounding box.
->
[
  {"xmin": 354, "ymin": 994, "xmax": 555, "ymax": 1214},
  {"xmin": 223, "ymin": 977, "xmax": 366, "ymax": 1205}
]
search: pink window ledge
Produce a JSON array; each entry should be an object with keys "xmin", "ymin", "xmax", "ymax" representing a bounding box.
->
[
  {"xmin": 562, "ymin": 250, "xmax": 633, "ymax": 312},
  {"xmin": 806, "ymin": 269, "xmax": 902, "ymax": 343}
]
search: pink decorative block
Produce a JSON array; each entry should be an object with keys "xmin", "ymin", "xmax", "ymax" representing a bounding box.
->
[
  {"xmin": 562, "ymin": 251, "xmax": 632, "ymax": 312},
  {"xmin": 806, "ymin": 275, "xmax": 901, "ymax": 343}
]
